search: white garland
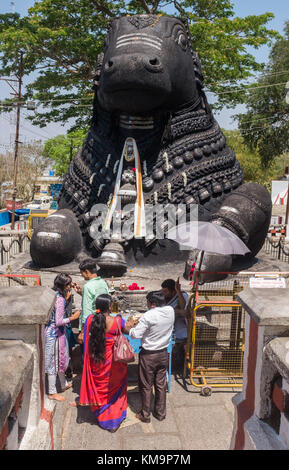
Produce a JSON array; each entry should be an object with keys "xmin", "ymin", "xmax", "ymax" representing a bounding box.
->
[
  {"xmin": 89, "ymin": 172, "xmax": 96, "ymax": 185},
  {"xmin": 143, "ymin": 160, "xmax": 147, "ymax": 176},
  {"xmin": 182, "ymin": 171, "xmax": 187, "ymax": 187},
  {"xmin": 107, "ymin": 193, "xmax": 113, "ymax": 207},
  {"xmin": 105, "ymin": 153, "xmax": 111, "ymax": 168},
  {"xmin": 97, "ymin": 184, "xmax": 105, "ymax": 197},
  {"xmin": 113, "ymin": 160, "xmax": 119, "ymax": 174},
  {"xmin": 163, "ymin": 152, "xmax": 169, "ymax": 173},
  {"xmin": 154, "ymin": 191, "xmax": 158, "ymax": 204},
  {"xmin": 167, "ymin": 182, "xmax": 172, "ymax": 200}
]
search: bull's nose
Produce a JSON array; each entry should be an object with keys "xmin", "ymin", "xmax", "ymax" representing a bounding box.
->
[
  {"xmin": 104, "ymin": 59, "xmax": 115, "ymax": 72},
  {"xmin": 103, "ymin": 54, "xmax": 163, "ymax": 74},
  {"xmin": 145, "ymin": 56, "xmax": 162, "ymax": 72}
]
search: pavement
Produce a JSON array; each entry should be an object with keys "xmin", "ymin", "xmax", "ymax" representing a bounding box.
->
[{"xmin": 53, "ymin": 367, "xmax": 238, "ymax": 451}]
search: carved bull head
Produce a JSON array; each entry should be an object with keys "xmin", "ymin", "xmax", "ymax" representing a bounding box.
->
[{"xmin": 96, "ymin": 15, "xmax": 203, "ymax": 114}]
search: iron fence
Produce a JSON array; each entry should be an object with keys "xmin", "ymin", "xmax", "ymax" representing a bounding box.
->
[
  {"xmin": 0, "ymin": 233, "xmax": 30, "ymax": 267},
  {"xmin": 264, "ymin": 236, "xmax": 289, "ymax": 263},
  {"xmin": 0, "ymin": 274, "xmax": 41, "ymax": 287}
]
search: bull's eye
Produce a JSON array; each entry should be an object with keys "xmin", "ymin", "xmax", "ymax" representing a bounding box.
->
[{"xmin": 177, "ymin": 33, "xmax": 187, "ymax": 51}]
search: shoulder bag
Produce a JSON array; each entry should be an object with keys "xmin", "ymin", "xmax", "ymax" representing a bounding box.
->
[{"xmin": 113, "ymin": 316, "xmax": 135, "ymax": 364}]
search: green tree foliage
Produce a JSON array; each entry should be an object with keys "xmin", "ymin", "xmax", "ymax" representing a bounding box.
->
[
  {"xmin": 237, "ymin": 22, "xmax": 289, "ymax": 168},
  {"xmin": 0, "ymin": 0, "xmax": 278, "ymax": 130},
  {"xmin": 223, "ymin": 129, "xmax": 289, "ymax": 191},
  {"xmin": 43, "ymin": 129, "xmax": 87, "ymax": 175}
]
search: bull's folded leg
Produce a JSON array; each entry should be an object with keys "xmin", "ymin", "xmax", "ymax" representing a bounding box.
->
[
  {"xmin": 30, "ymin": 209, "xmax": 83, "ymax": 268},
  {"xmin": 184, "ymin": 183, "xmax": 272, "ymax": 281}
]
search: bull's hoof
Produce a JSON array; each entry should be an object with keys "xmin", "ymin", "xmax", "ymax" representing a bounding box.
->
[
  {"xmin": 96, "ymin": 242, "xmax": 127, "ymax": 277},
  {"xmin": 184, "ymin": 249, "xmax": 232, "ymax": 283},
  {"xmin": 30, "ymin": 209, "xmax": 82, "ymax": 268}
]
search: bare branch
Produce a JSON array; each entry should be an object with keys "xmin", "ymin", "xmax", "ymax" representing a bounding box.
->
[
  {"xmin": 90, "ymin": 0, "xmax": 115, "ymax": 18},
  {"xmin": 151, "ymin": 1, "xmax": 161, "ymax": 14},
  {"xmin": 139, "ymin": 0, "xmax": 152, "ymax": 14},
  {"xmin": 173, "ymin": 0, "xmax": 186, "ymax": 16}
]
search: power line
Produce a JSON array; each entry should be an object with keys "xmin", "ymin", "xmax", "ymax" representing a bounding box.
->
[
  {"xmin": 0, "ymin": 79, "xmax": 287, "ymax": 108},
  {"xmin": 206, "ymin": 81, "xmax": 288, "ymax": 95}
]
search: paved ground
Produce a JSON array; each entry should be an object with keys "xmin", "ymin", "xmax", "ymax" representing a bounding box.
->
[{"xmin": 53, "ymin": 367, "xmax": 238, "ymax": 451}]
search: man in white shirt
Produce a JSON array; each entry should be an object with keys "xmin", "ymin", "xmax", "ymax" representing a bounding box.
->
[{"xmin": 128, "ymin": 291, "xmax": 175, "ymax": 423}]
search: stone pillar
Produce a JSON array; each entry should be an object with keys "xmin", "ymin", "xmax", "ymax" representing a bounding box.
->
[{"xmin": 230, "ymin": 288, "xmax": 289, "ymax": 450}]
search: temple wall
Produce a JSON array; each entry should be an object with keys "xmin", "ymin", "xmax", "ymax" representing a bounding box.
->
[
  {"xmin": 231, "ymin": 288, "xmax": 289, "ymax": 450},
  {"xmin": 0, "ymin": 286, "xmax": 57, "ymax": 450}
]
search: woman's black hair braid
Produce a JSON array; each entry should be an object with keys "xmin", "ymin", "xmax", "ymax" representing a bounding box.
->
[{"xmin": 89, "ymin": 294, "xmax": 112, "ymax": 364}]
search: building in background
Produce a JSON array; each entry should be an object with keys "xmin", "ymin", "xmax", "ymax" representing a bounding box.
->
[
  {"xmin": 271, "ymin": 167, "xmax": 289, "ymax": 225},
  {"xmin": 33, "ymin": 167, "xmax": 62, "ymax": 199}
]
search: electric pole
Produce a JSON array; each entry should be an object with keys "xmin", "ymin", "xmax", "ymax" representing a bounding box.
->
[{"xmin": 11, "ymin": 51, "xmax": 23, "ymax": 229}]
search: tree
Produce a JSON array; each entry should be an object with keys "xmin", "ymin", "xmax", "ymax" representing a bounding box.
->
[
  {"xmin": 237, "ymin": 21, "xmax": 289, "ymax": 168},
  {"xmin": 0, "ymin": 0, "xmax": 278, "ymax": 130},
  {"xmin": 43, "ymin": 129, "xmax": 87, "ymax": 176},
  {"xmin": 223, "ymin": 129, "xmax": 289, "ymax": 191}
]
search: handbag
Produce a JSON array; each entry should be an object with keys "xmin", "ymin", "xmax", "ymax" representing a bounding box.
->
[{"xmin": 113, "ymin": 316, "xmax": 135, "ymax": 364}]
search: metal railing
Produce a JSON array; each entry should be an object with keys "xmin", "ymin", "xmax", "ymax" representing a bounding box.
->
[
  {"xmin": 0, "ymin": 233, "xmax": 30, "ymax": 267},
  {"xmin": 264, "ymin": 236, "xmax": 289, "ymax": 263},
  {"xmin": 0, "ymin": 274, "xmax": 41, "ymax": 287}
]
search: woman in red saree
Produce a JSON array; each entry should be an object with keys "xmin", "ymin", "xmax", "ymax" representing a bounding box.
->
[{"xmin": 77, "ymin": 294, "xmax": 134, "ymax": 432}]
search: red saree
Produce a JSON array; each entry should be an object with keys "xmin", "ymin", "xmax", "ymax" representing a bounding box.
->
[{"xmin": 79, "ymin": 314, "xmax": 127, "ymax": 430}]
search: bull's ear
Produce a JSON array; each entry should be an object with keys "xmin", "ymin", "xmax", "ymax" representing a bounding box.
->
[
  {"xmin": 93, "ymin": 52, "xmax": 104, "ymax": 89},
  {"xmin": 192, "ymin": 51, "xmax": 204, "ymax": 84}
]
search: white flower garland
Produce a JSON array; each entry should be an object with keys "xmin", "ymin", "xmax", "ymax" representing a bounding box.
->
[
  {"xmin": 107, "ymin": 193, "xmax": 113, "ymax": 207},
  {"xmin": 143, "ymin": 160, "xmax": 147, "ymax": 176},
  {"xmin": 89, "ymin": 172, "xmax": 96, "ymax": 185},
  {"xmin": 163, "ymin": 152, "xmax": 169, "ymax": 173},
  {"xmin": 113, "ymin": 160, "xmax": 120, "ymax": 174},
  {"xmin": 167, "ymin": 182, "xmax": 172, "ymax": 200},
  {"xmin": 105, "ymin": 154, "xmax": 111, "ymax": 168},
  {"xmin": 97, "ymin": 184, "xmax": 105, "ymax": 197},
  {"xmin": 154, "ymin": 191, "xmax": 158, "ymax": 204},
  {"xmin": 182, "ymin": 171, "xmax": 187, "ymax": 187}
]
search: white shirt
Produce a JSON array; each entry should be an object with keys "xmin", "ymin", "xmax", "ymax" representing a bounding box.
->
[
  {"xmin": 129, "ymin": 305, "xmax": 175, "ymax": 351},
  {"xmin": 167, "ymin": 291, "xmax": 189, "ymax": 340}
]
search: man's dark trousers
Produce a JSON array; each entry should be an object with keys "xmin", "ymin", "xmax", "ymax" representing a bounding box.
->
[{"xmin": 138, "ymin": 348, "xmax": 169, "ymax": 422}]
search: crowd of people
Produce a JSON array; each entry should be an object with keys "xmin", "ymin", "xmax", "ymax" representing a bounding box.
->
[{"xmin": 44, "ymin": 259, "xmax": 189, "ymax": 432}]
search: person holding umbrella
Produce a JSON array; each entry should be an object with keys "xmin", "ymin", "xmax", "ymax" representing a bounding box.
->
[{"xmin": 161, "ymin": 278, "xmax": 189, "ymax": 372}]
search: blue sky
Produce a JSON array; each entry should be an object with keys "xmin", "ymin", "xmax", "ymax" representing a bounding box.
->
[{"xmin": 0, "ymin": 0, "xmax": 288, "ymax": 148}]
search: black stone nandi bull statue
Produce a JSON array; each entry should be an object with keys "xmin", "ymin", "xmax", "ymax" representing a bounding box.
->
[{"xmin": 30, "ymin": 14, "xmax": 272, "ymax": 277}]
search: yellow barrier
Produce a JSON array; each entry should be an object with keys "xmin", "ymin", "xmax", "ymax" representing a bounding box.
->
[
  {"xmin": 27, "ymin": 209, "xmax": 55, "ymax": 239},
  {"xmin": 186, "ymin": 301, "xmax": 244, "ymax": 396}
]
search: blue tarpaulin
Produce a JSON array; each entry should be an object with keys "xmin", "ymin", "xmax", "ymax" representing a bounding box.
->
[
  {"xmin": 14, "ymin": 209, "xmax": 30, "ymax": 215},
  {"xmin": 0, "ymin": 211, "xmax": 9, "ymax": 226}
]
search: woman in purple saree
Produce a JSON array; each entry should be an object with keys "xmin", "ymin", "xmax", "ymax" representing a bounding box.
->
[{"xmin": 44, "ymin": 273, "xmax": 79, "ymax": 401}]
